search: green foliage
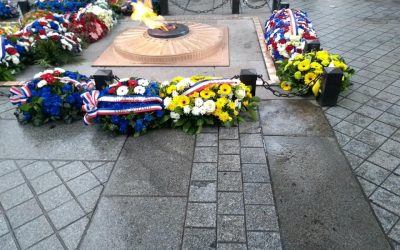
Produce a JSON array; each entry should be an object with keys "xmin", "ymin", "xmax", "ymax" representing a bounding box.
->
[{"xmin": 30, "ymin": 40, "xmax": 81, "ymax": 67}]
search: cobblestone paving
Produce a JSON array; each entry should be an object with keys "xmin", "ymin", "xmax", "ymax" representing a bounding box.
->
[{"xmin": 286, "ymin": 0, "xmax": 400, "ymax": 247}]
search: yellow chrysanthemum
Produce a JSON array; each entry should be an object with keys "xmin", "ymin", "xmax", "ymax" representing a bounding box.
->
[
  {"xmin": 218, "ymin": 84, "xmax": 232, "ymax": 95},
  {"xmin": 200, "ymin": 89, "xmax": 215, "ymax": 99},
  {"xmin": 294, "ymin": 71, "xmax": 302, "ymax": 80},
  {"xmin": 311, "ymin": 62, "xmax": 322, "ymax": 69},
  {"xmin": 216, "ymin": 97, "xmax": 228, "ymax": 109},
  {"xmin": 228, "ymin": 102, "xmax": 236, "ymax": 110},
  {"xmin": 213, "ymin": 108, "xmax": 222, "ymax": 116},
  {"xmin": 304, "ymin": 72, "xmax": 317, "ymax": 85},
  {"xmin": 280, "ymin": 81, "xmax": 291, "ymax": 91},
  {"xmin": 166, "ymin": 85, "xmax": 176, "ymax": 94},
  {"xmin": 246, "ymin": 92, "xmax": 252, "ymax": 98},
  {"xmin": 333, "ymin": 60, "xmax": 348, "ymax": 71},
  {"xmin": 177, "ymin": 96, "xmax": 190, "ymax": 107},
  {"xmin": 234, "ymin": 110, "xmax": 239, "ymax": 116},
  {"xmin": 190, "ymin": 75, "xmax": 205, "ymax": 82},
  {"xmin": 294, "ymin": 54, "xmax": 304, "ymax": 60},
  {"xmin": 316, "ymin": 51, "xmax": 329, "ymax": 61},
  {"xmin": 321, "ymin": 60, "xmax": 330, "ymax": 67},
  {"xmin": 168, "ymin": 102, "xmax": 177, "ymax": 111},
  {"xmin": 293, "ymin": 61, "xmax": 300, "ymax": 66},
  {"xmin": 298, "ymin": 59, "xmax": 311, "ymax": 71},
  {"xmin": 312, "ymin": 80, "xmax": 321, "ymax": 96},
  {"xmin": 219, "ymin": 112, "xmax": 230, "ymax": 122},
  {"xmin": 243, "ymin": 101, "xmax": 249, "ymax": 107},
  {"xmin": 314, "ymin": 69, "xmax": 324, "ymax": 75},
  {"xmin": 284, "ymin": 61, "xmax": 293, "ymax": 71},
  {"xmin": 171, "ymin": 76, "xmax": 184, "ymax": 83},
  {"xmin": 159, "ymin": 92, "xmax": 165, "ymax": 98},
  {"xmin": 190, "ymin": 92, "xmax": 199, "ymax": 98}
]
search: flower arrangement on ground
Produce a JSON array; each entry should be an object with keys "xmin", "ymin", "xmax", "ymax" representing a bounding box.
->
[
  {"xmin": 276, "ymin": 50, "xmax": 354, "ymax": 96},
  {"xmin": 84, "ymin": 0, "xmax": 116, "ymax": 30},
  {"xmin": 0, "ymin": 22, "xmax": 20, "ymax": 36},
  {"xmin": 35, "ymin": 0, "xmax": 90, "ymax": 13},
  {"xmin": 159, "ymin": 76, "xmax": 260, "ymax": 134},
  {"xmin": 81, "ymin": 78, "xmax": 165, "ymax": 136},
  {"xmin": 68, "ymin": 12, "xmax": 109, "ymax": 43},
  {"xmin": 0, "ymin": 36, "xmax": 29, "ymax": 80},
  {"xmin": 0, "ymin": 1, "xmax": 18, "ymax": 20},
  {"xmin": 265, "ymin": 9, "xmax": 318, "ymax": 60},
  {"xmin": 9, "ymin": 68, "xmax": 94, "ymax": 125}
]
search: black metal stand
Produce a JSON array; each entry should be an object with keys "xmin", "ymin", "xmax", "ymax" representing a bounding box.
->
[
  {"xmin": 317, "ymin": 67, "xmax": 343, "ymax": 106},
  {"xmin": 17, "ymin": 0, "xmax": 30, "ymax": 15},
  {"xmin": 240, "ymin": 69, "xmax": 257, "ymax": 96},
  {"xmin": 304, "ymin": 39, "xmax": 321, "ymax": 53},
  {"xmin": 232, "ymin": 0, "xmax": 240, "ymax": 14},
  {"xmin": 159, "ymin": 0, "xmax": 169, "ymax": 15},
  {"xmin": 272, "ymin": 0, "xmax": 280, "ymax": 11},
  {"xmin": 93, "ymin": 70, "xmax": 114, "ymax": 90},
  {"xmin": 279, "ymin": 2, "xmax": 289, "ymax": 9}
]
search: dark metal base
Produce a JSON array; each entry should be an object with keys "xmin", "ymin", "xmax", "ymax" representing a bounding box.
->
[{"xmin": 147, "ymin": 23, "xmax": 189, "ymax": 39}]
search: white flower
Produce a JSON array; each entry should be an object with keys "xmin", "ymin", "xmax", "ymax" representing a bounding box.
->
[
  {"xmin": 43, "ymin": 69, "xmax": 54, "ymax": 74},
  {"xmin": 163, "ymin": 97, "xmax": 172, "ymax": 108},
  {"xmin": 161, "ymin": 81, "xmax": 170, "ymax": 87},
  {"xmin": 134, "ymin": 86, "xmax": 146, "ymax": 95},
  {"xmin": 11, "ymin": 56, "xmax": 19, "ymax": 65},
  {"xmin": 37, "ymin": 80, "xmax": 47, "ymax": 88},
  {"xmin": 170, "ymin": 112, "xmax": 180, "ymax": 120},
  {"xmin": 176, "ymin": 82, "xmax": 186, "ymax": 91},
  {"xmin": 234, "ymin": 99, "xmax": 241, "ymax": 109},
  {"xmin": 194, "ymin": 98, "xmax": 204, "ymax": 107},
  {"xmin": 235, "ymin": 88, "xmax": 246, "ymax": 100},
  {"xmin": 54, "ymin": 67, "xmax": 65, "ymax": 73},
  {"xmin": 183, "ymin": 105, "xmax": 191, "ymax": 114},
  {"xmin": 200, "ymin": 106, "xmax": 207, "ymax": 115},
  {"xmin": 203, "ymin": 100, "xmax": 216, "ymax": 113},
  {"xmin": 119, "ymin": 78, "xmax": 130, "ymax": 82},
  {"xmin": 117, "ymin": 86, "xmax": 129, "ymax": 96},
  {"xmin": 172, "ymin": 91, "xmax": 179, "ymax": 97},
  {"xmin": 138, "ymin": 79, "xmax": 149, "ymax": 87},
  {"xmin": 191, "ymin": 107, "xmax": 201, "ymax": 116},
  {"xmin": 34, "ymin": 72, "xmax": 44, "ymax": 79}
]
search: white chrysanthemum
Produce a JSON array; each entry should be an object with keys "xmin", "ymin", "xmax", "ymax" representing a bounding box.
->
[
  {"xmin": 235, "ymin": 88, "xmax": 246, "ymax": 100},
  {"xmin": 37, "ymin": 80, "xmax": 47, "ymax": 88},
  {"xmin": 170, "ymin": 112, "xmax": 180, "ymax": 120},
  {"xmin": 117, "ymin": 86, "xmax": 129, "ymax": 96},
  {"xmin": 134, "ymin": 86, "xmax": 146, "ymax": 95},
  {"xmin": 194, "ymin": 98, "xmax": 204, "ymax": 107},
  {"xmin": 138, "ymin": 79, "xmax": 149, "ymax": 87},
  {"xmin": 163, "ymin": 97, "xmax": 172, "ymax": 108},
  {"xmin": 54, "ymin": 67, "xmax": 65, "ymax": 73},
  {"xmin": 118, "ymin": 78, "xmax": 130, "ymax": 82},
  {"xmin": 11, "ymin": 56, "xmax": 19, "ymax": 65},
  {"xmin": 43, "ymin": 69, "xmax": 54, "ymax": 74},
  {"xmin": 191, "ymin": 106, "xmax": 201, "ymax": 116},
  {"xmin": 203, "ymin": 100, "xmax": 216, "ymax": 113},
  {"xmin": 234, "ymin": 99, "xmax": 241, "ymax": 109},
  {"xmin": 183, "ymin": 105, "xmax": 191, "ymax": 114},
  {"xmin": 176, "ymin": 82, "xmax": 186, "ymax": 92},
  {"xmin": 200, "ymin": 106, "xmax": 207, "ymax": 115},
  {"xmin": 161, "ymin": 81, "xmax": 170, "ymax": 87},
  {"xmin": 172, "ymin": 91, "xmax": 179, "ymax": 97}
]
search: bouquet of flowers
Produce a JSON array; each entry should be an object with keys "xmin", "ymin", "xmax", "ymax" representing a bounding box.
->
[
  {"xmin": 21, "ymin": 10, "xmax": 54, "ymax": 26},
  {"xmin": 68, "ymin": 12, "xmax": 109, "ymax": 43},
  {"xmin": 85, "ymin": 1, "xmax": 116, "ymax": 30},
  {"xmin": 0, "ymin": 1, "xmax": 18, "ymax": 20},
  {"xmin": 265, "ymin": 9, "xmax": 318, "ymax": 60},
  {"xmin": 276, "ymin": 51, "xmax": 354, "ymax": 96},
  {"xmin": 9, "ymin": 68, "xmax": 95, "ymax": 125},
  {"xmin": 0, "ymin": 36, "xmax": 29, "ymax": 80},
  {"xmin": 35, "ymin": 0, "xmax": 90, "ymax": 13},
  {"xmin": 159, "ymin": 76, "xmax": 260, "ymax": 134},
  {"xmin": 81, "ymin": 78, "xmax": 165, "ymax": 135},
  {"xmin": 0, "ymin": 22, "xmax": 20, "ymax": 36}
]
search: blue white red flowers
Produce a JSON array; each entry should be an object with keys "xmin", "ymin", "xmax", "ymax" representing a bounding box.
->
[
  {"xmin": 0, "ymin": 1, "xmax": 18, "ymax": 20},
  {"xmin": 265, "ymin": 9, "xmax": 318, "ymax": 60}
]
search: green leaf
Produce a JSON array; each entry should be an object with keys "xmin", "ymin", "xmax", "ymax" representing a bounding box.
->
[
  {"xmin": 196, "ymin": 119, "xmax": 204, "ymax": 127},
  {"xmin": 175, "ymin": 119, "xmax": 186, "ymax": 127},
  {"xmin": 183, "ymin": 120, "xmax": 192, "ymax": 133},
  {"xmin": 19, "ymin": 104, "xmax": 31, "ymax": 112}
]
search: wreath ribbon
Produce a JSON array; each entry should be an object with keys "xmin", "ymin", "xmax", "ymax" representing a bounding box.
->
[
  {"xmin": 9, "ymin": 85, "xmax": 32, "ymax": 105},
  {"xmin": 181, "ymin": 79, "xmax": 240, "ymax": 96}
]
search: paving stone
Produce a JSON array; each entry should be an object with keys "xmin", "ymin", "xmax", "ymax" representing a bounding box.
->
[
  {"xmin": 104, "ymin": 129, "xmax": 193, "ymax": 196},
  {"xmin": 191, "ymin": 163, "xmax": 217, "ymax": 181},
  {"xmin": 194, "ymin": 147, "xmax": 218, "ymax": 163},
  {"xmin": 218, "ymin": 155, "xmax": 241, "ymax": 171},
  {"xmin": 334, "ymin": 131, "xmax": 351, "ymax": 147},
  {"xmin": 30, "ymin": 171, "xmax": 62, "ymax": 195},
  {"xmin": 355, "ymin": 86, "xmax": 380, "ymax": 97},
  {"xmin": 239, "ymin": 121, "xmax": 261, "ymax": 134},
  {"xmin": 14, "ymin": 216, "xmax": 53, "ymax": 249},
  {"xmin": 48, "ymin": 199, "xmax": 85, "ymax": 230},
  {"xmin": 344, "ymin": 112, "xmax": 374, "ymax": 128},
  {"xmin": 0, "ymin": 213, "xmax": 8, "ymax": 237},
  {"xmin": 59, "ymin": 216, "xmax": 89, "ymax": 250},
  {"xmin": 189, "ymin": 181, "xmax": 217, "ymax": 202},
  {"xmin": 389, "ymin": 222, "xmax": 400, "ymax": 243},
  {"xmin": 356, "ymin": 161, "xmax": 391, "ymax": 186},
  {"xmin": 0, "ymin": 160, "xmax": 17, "ymax": 177},
  {"xmin": 0, "ymin": 233, "xmax": 18, "ymax": 250},
  {"xmin": 367, "ymin": 120, "xmax": 397, "ymax": 137},
  {"xmin": 246, "ymin": 205, "xmax": 279, "ymax": 231},
  {"xmin": 0, "ymin": 184, "xmax": 33, "ymax": 210},
  {"xmin": 38, "ymin": 185, "xmax": 73, "ymax": 211},
  {"xmin": 241, "ymin": 147, "xmax": 266, "ymax": 164},
  {"xmin": 370, "ymin": 188, "xmax": 400, "ymax": 215},
  {"xmin": 217, "ymin": 192, "xmax": 244, "ymax": 215},
  {"xmin": 186, "ymin": 203, "xmax": 217, "ymax": 228},
  {"xmin": 366, "ymin": 98, "xmax": 392, "ymax": 111},
  {"xmin": 372, "ymin": 204, "xmax": 399, "ymax": 233},
  {"xmin": 357, "ymin": 177, "xmax": 378, "ymax": 197},
  {"xmin": 376, "ymin": 91, "xmax": 400, "ymax": 104},
  {"xmin": 378, "ymin": 113, "xmax": 400, "ymax": 127},
  {"xmin": 382, "ymin": 174, "xmax": 400, "ymax": 196},
  {"xmin": 219, "ymin": 127, "xmax": 239, "ymax": 139},
  {"xmin": 338, "ymin": 98, "xmax": 363, "ymax": 111},
  {"xmin": 201, "ymin": 126, "xmax": 219, "ymax": 133},
  {"xmin": 28, "ymin": 235, "xmax": 63, "ymax": 250},
  {"xmin": 83, "ymin": 161, "xmax": 106, "ymax": 170},
  {"xmin": 50, "ymin": 161, "xmax": 69, "ymax": 168},
  {"xmin": 343, "ymin": 139, "xmax": 376, "ymax": 158},
  {"xmin": 217, "ymin": 215, "xmax": 245, "ymax": 243},
  {"xmin": 243, "ymin": 183, "xmax": 273, "ymax": 205},
  {"xmin": 368, "ymin": 150, "xmax": 400, "ymax": 171},
  {"xmin": 219, "ymin": 140, "xmax": 240, "ymax": 155},
  {"xmin": 57, "ymin": 161, "xmax": 88, "ymax": 182},
  {"xmin": 334, "ymin": 120, "xmax": 363, "ymax": 137},
  {"xmin": 91, "ymin": 162, "xmax": 114, "ymax": 184},
  {"xmin": 7, "ymin": 198, "xmax": 42, "ymax": 229},
  {"xmin": 67, "ymin": 172, "xmax": 101, "ymax": 197},
  {"xmin": 343, "ymin": 151, "xmax": 364, "ymax": 170},
  {"xmin": 197, "ymin": 133, "xmax": 218, "ymax": 147},
  {"xmin": 242, "ymin": 164, "xmax": 269, "ymax": 183},
  {"xmin": 346, "ymin": 91, "xmax": 371, "ymax": 104},
  {"xmin": 0, "ymin": 171, "xmax": 25, "ymax": 194},
  {"xmin": 381, "ymin": 140, "xmax": 400, "ymax": 158},
  {"xmin": 386, "ymin": 104, "xmax": 400, "ymax": 117},
  {"xmin": 77, "ymin": 185, "xmax": 103, "ymax": 213},
  {"xmin": 240, "ymin": 134, "xmax": 263, "ymax": 148},
  {"xmin": 15, "ymin": 160, "xmax": 35, "ymax": 168},
  {"xmin": 182, "ymin": 228, "xmax": 216, "ymax": 250},
  {"xmin": 355, "ymin": 130, "xmax": 387, "ymax": 147},
  {"xmin": 217, "ymin": 243, "xmax": 247, "ymax": 250},
  {"xmin": 247, "ymin": 232, "xmax": 282, "ymax": 250},
  {"xmin": 324, "ymin": 114, "xmax": 341, "ymax": 126},
  {"xmin": 356, "ymin": 105, "xmax": 384, "ymax": 119},
  {"xmin": 22, "ymin": 161, "xmax": 53, "ymax": 180},
  {"xmin": 218, "ymin": 172, "xmax": 242, "ymax": 192}
]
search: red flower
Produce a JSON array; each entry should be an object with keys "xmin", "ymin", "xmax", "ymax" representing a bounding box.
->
[
  {"xmin": 279, "ymin": 39, "xmax": 287, "ymax": 44},
  {"xmin": 39, "ymin": 21, "xmax": 48, "ymax": 26},
  {"xmin": 303, "ymin": 33, "xmax": 317, "ymax": 40},
  {"xmin": 128, "ymin": 80, "xmax": 137, "ymax": 88},
  {"xmin": 39, "ymin": 29, "xmax": 46, "ymax": 35},
  {"xmin": 6, "ymin": 47, "xmax": 17, "ymax": 55},
  {"xmin": 45, "ymin": 14, "xmax": 54, "ymax": 20},
  {"xmin": 51, "ymin": 36, "xmax": 60, "ymax": 42},
  {"xmin": 296, "ymin": 48, "xmax": 302, "ymax": 53},
  {"xmin": 41, "ymin": 73, "xmax": 56, "ymax": 84},
  {"xmin": 108, "ymin": 87, "xmax": 116, "ymax": 94},
  {"xmin": 272, "ymin": 42, "xmax": 277, "ymax": 50},
  {"xmin": 116, "ymin": 82, "xmax": 122, "ymax": 87},
  {"xmin": 285, "ymin": 44, "xmax": 294, "ymax": 53},
  {"xmin": 53, "ymin": 71, "xmax": 61, "ymax": 76}
]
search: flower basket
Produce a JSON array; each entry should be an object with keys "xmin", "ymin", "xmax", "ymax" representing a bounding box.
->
[
  {"xmin": 265, "ymin": 9, "xmax": 317, "ymax": 61},
  {"xmin": 9, "ymin": 68, "xmax": 94, "ymax": 125},
  {"xmin": 81, "ymin": 78, "xmax": 165, "ymax": 136},
  {"xmin": 160, "ymin": 76, "xmax": 260, "ymax": 134}
]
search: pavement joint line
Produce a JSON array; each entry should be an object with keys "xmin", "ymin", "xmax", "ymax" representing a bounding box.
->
[
  {"xmin": 184, "ymin": 226, "xmax": 216, "ymax": 230},
  {"xmin": 102, "ymin": 194, "xmax": 188, "ymax": 198},
  {"xmin": 0, "ymin": 194, "xmax": 22, "ymax": 250},
  {"xmin": 15, "ymin": 159, "xmax": 69, "ymax": 250}
]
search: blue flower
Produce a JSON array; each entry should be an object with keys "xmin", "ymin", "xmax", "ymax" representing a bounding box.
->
[
  {"xmin": 62, "ymin": 84, "xmax": 73, "ymax": 93},
  {"xmin": 119, "ymin": 119, "xmax": 129, "ymax": 134},
  {"xmin": 134, "ymin": 119, "xmax": 145, "ymax": 133},
  {"xmin": 144, "ymin": 113, "xmax": 153, "ymax": 123},
  {"xmin": 111, "ymin": 115, "xmax": 120, "ymax": 125},
  {"xmin": 50, "ymin": 106, "xmax": 60, "ymax": 116},
  {"xmin": 155, "ymin": 110, "xmax": 164, "ymax": 118},
  {"xmin": 66, "ymin": 95, "xmax": 75, "ymax": 104},
  {"xmin": 22, "ymin": 112, "xmax": 31, "ymax": 121}
]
